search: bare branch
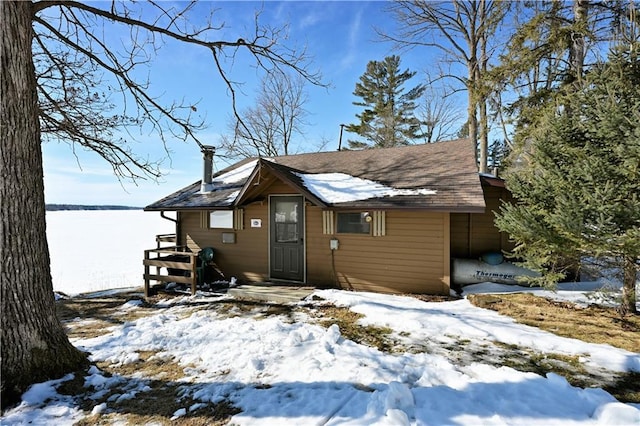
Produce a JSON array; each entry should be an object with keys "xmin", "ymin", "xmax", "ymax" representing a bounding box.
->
[
  {"xmin": 379, "ymin": 0, "xmax": 510, "ymax": 172},
  {"xmin": 31, "ymin": 1, "xmax": 325, "ymax": 181},
  {"xmin": 221, "ymin": 70, "xmax": 310, "ymax": 158}
]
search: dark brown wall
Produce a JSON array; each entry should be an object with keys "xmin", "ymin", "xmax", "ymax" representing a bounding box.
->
[{"xmin": 450, "ymin": 185, "xmax": 514, "ymax": 259}]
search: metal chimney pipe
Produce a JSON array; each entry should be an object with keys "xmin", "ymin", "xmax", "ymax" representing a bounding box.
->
[{"xmin": 200, "ymin": 145, "xmax": 216, "ymax": 193}]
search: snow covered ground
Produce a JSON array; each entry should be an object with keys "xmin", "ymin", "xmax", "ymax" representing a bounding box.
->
[{"xmin": 2, "ymin": 210, "xmax": 638, "ymax": 425}]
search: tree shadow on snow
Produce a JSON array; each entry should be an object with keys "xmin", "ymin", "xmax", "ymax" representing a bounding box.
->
[{"xmin": 7, "ymin": 367, "xmax": 625, "ymax": 425}]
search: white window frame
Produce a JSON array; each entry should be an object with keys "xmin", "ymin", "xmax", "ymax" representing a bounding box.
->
[{"xmin": 209, "ymin": 210, "xmax": 234, "ymax": 229}]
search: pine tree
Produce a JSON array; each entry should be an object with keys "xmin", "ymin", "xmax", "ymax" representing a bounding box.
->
[
  {"xmin": 493, "ymin": 0, "xmax": 633, "ymax": 143},
  {"xmin": 496, "ymin": 44, "xmax": 640, "ymax": 315},
  {"xmin": 346, "ymin": 55, "xmax": 425, "ymax": 149}
]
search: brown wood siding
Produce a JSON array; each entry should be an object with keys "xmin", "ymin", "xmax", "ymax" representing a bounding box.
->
[
  {"xmin": 179, "ymin": 177, "xmax": 450, "ymax": 295},
  {"xmin": 181, "ymin": 204, "xmax": 270, "ymax": 282},
  {"xmin": 450, "ymin": 186, "xmax": 515, "ymax": 259},
  {"xmin": 304, "ymin": 205, "xmax": 334, "ymax": 287},
  {"xmin": 450, "ymin": 212, "xmax": 471, "ymax": 257},
  {"xmin": 179, "ymin": 180, "xmax": 305, "ymax": 283},
  {"xmin": 265, "ymin": 181, "xmax": 298, "ymax": 195},
  {"xmin": 306, "ymin": 209, "xmax": 450, "ymax": 295}
]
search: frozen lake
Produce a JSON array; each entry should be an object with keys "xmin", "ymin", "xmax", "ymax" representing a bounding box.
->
[{"xmin": 46, "ymin": 210, "xmax": 173, "ymax": 295}]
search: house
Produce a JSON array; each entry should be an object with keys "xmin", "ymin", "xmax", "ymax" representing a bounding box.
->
[{"xmin": 144, "ymin": 138, "xmax": 513, "ymax": 296}]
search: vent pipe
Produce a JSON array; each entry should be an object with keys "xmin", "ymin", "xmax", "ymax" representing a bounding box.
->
[
  {"xmin": 200, "ymin": 145, "xmax": 216, "ymax": 193},
  {"xmin": 338, "ymin": 124, "xmax": 345, "ymax": 151}
]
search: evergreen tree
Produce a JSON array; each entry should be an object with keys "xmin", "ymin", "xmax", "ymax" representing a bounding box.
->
[
  {"xmin": 496, "ymin": 44, "xmax": 640, "ymax": 315},
  {"xmin": 346, "ymin": 55, "xmax": 425, "ymax": 149},
  {"xmin": 493, "ymin": 0, "xmax": 633, "ymax": 141}
]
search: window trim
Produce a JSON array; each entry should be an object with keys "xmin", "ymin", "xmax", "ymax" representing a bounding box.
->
[
  {"xmin": 372, "ymin": 211, "xmax": 386, "ymax": 236},
  {"xmin": 322, "ymin": 210, "xmax": 334, "ymax": 235}
]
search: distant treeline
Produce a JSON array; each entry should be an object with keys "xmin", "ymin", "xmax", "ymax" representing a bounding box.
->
[{"xmin": 46, "ymin": 204, "xmax": 141, "ymax": 211}]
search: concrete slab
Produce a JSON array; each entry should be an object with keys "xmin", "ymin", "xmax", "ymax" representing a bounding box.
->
[{"xmin": 227, "ymin": 284, "xmax": 315, "ymax": 303}]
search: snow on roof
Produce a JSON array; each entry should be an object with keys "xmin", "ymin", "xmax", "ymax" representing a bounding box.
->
[
  {"xmin": 296, "ymin": 172, "xmax": 437, "ymax": 204},
  {"xmin": 224, "ymin": 190, "xmax": 240, "ymax": 204},
  {"xmin": 212, "ymin": 160, "xmax": 258, "ymax": 185}
]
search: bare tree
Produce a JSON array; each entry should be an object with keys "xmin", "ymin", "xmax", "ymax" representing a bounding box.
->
[
  {"xmin": 221, "ymin": 70, "xmax": 309, "ymax": 158},
  {"xmin": 381, "ymin": 0, "xmax": 509, "ymax": 172},
  {"xmin": 418, "ymin": 83, "xmax": 463, "ymax": 143},
  {"xmin": 1, "ymin": 0, "xmax": 322, "ymax": 409}
]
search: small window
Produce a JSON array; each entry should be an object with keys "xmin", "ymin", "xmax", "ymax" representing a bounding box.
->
[
  {"xmin": 209, "ymin": 211, "xmax": 233, "ymax": 229},
  {"xmin": 336, "ymin": 212, "xmax": 371, "ymax": 234}
]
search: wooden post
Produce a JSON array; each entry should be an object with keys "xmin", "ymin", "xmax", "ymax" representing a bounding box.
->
[
  {"xmin": 190, "ymin": 254, "xmax": 197, "ymax": 295},
  {"xmin": 144, "ymin": 249, "xmax": 150, "ymax": 298}
]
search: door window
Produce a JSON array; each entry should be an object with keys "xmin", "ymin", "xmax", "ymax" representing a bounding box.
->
[{"xmin": 274, "ymin": 200, "xmax": 299, "ymax": 243}]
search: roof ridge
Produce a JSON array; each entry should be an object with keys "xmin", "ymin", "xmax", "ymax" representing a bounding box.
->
[{"xmin": 269, "ymin": 138, "xmax": 471, "ymax": 162}]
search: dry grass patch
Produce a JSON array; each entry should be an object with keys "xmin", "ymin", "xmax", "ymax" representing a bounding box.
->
[
  {"xmin": 409, "ymin": 294, "xmax": 462, "ymax": 303},
  {"xmin": 311, "ymin": 306, "xmax": 396, "ymax": 352},
  {"xmin": 493, "ymin": 342, "xmax": 587, "ymax": 379},
  {"xmin": 604, "ymin": 372, "xmax": 640, "ymax": 404},
  {"xmin": 63, "ymin": 318, "xmax": 116, "ymax": 340},
  {"xmin": 495, "ymin": 348, "xmax": 640, "ymax": 403},
  {"xmin": 76, "ymin": 404, "xmax": 239, "ymax": 426},
  {"xmin": 97, "ymin": 351, "xmax": 191, "ymax": 382},
  {"xmin": 166, "ymin": 298, "xmax": 297, "ymax": 321},
  {"xmin": 56, "ymin": 298, "xmax": 125, "ymax": 321},
  {"xmin": 468, "ymin": 293, "xmax": 640, "ymax": 353},
  {"xmin": 468, "ymin": 293, "xmax": 640, "ymax": 403},
  {"xmin": 57, "ymin": 296, "xmax": 155, "ymax": 336},
  {"xmin": 77, "ymin": 379, "xmax": 238, "ymax": 425},
  {"xmin": 77, "ymin": 385, "xmax": 240, "ymax": 426},
  {"xmin": 58, "ymin": 364, "xmax": 240, "ymax": 425}
]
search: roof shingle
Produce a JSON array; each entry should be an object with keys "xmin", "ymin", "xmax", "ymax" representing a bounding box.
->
[{"xmin": 144, "ymin": 138, "xmax": 485, "ymax": 212}]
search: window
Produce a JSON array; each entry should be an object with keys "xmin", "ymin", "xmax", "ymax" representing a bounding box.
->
[
  {"xmin": 336, "ymin": 212, "xmax": 371, "ymax": 234},
  {"xmin": 209, "ymin": 210, "xmax": 233, "ymax": 229},
  {"xmin": 274, "ymin": 200, "xmax": 299, "ymax": 242}
]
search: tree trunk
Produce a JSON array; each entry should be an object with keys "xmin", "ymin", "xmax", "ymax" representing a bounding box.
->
[
  {"xmin": 478, "ymin": 101, "xmax": 488, "ymax": 173},
  {"xmin": 467, "ymin": 66, "xmax": 478, "ymax": 170},
  {"xmin": 1, "ymin": 1, "xmax": 88, "ymax": 410},
  {"xmin": 621, "ymin": 256, "xmax": 638, "ymax": 315},
  {"xmin": 478, "ymin": 19, "xmax": 489, "ymax": 174},
  {"xmin": 570, "ymin": 0, "xmax": 588, "ymax": 82}
]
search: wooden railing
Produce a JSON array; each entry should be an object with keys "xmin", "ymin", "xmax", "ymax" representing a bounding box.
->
[
  {"xmin": 155, "ymin": 233, "xmax": 177, "ymax": 248},
  {"xmin": 143, "ymin": 245, "xmax": 199, "ymax": 297}
]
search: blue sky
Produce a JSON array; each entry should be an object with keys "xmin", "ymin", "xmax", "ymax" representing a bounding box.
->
[{"xmin": 42, "ymin": 1, "xmax": 453, "ymax": 206}]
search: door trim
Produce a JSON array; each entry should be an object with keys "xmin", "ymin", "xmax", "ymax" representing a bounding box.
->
[{"xmin": 268, "ymin": 195, "xmax": 306, "ymax": 283}]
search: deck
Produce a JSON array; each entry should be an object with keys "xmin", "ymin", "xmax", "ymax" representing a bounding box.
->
[{"xmin": 144, "ymin": 234, "xmax": 316, "ymax": 302}]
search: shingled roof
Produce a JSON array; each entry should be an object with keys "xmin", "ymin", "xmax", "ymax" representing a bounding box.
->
[{"xmin": 144, "ymin": 138, "xmax": 486, "ymax": 212}]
